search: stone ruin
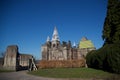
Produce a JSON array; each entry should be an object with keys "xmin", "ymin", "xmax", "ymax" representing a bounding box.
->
[
  {"xmin": 3, "ymin": 45, "xmax": 19, "ymax": 70},
  {"xmin": 3, "ymin": 45, "xmax": 37, "ymax": 71}
]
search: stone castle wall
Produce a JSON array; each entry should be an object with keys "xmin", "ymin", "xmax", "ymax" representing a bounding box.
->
[
  {"xmin": 40, "ymin": 27, "xmax": 96, "ymax": 68},
  {"xmin": 3, "ymin": 45, "xmax": 33, "ymax": 71},
  {"xmin": 39, "ymin": 58, "xmax": 85, "ymax": 68},
  {"xmin": 3, "ymin": 45, "xmax": 18, "ymax": 70}
]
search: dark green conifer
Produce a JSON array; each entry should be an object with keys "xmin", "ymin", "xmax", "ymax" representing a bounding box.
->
[
  {"xmin": 102, "ymin": 0, "xmax": 120, "ymax": 44},
  {"xmin": 86, "ymin": 0, "xmax": 120, "ymax": 74}
]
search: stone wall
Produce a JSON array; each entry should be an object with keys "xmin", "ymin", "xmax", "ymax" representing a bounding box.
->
[
  {"xmin": 38, "ymin": 58, "xmax": 85, "ymax": 69},
  {"xmin": 19, "ymin": 54, "xmax": 33, "ymax": 67},
  {"xmin": 3, "ymin": 45, "xmax": 33, "ymax": 71},
  {"xmin": 3, "ymin": 45, "xmax": 18, "ymax": 71}
]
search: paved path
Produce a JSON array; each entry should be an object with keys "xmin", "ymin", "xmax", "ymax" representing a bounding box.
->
[{"xmin": 0, "ymin": 71, "xmax": 100, "ymax": 80}]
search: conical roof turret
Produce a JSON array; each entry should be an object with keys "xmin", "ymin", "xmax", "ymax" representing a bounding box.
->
[{"xmin": 52, "ymin": 26, "xmax": 60, "ymax": 41}]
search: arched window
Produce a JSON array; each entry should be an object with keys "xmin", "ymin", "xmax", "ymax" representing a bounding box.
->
[
  {"xmin": 53, "ymin": 44, "xmax": 55, "ymax": 47},
  {"xmin": 57, "ymin": 43, "xmax": 59, "ymax": 48}
]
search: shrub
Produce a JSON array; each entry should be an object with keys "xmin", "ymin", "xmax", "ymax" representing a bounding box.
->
[{"xmin": 86, "ymin": 44, "xmax": 120, "ymax": 74}]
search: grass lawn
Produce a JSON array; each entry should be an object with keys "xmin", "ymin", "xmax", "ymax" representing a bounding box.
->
[
  {"xmin": 0, "ymin": 69, "xmax": 14, "ymax": 73},
  {"xmin": 28, "ymin": 68, "xmax": 119, "ymax": 79}
]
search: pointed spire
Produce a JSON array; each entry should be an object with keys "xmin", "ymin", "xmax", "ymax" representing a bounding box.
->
[
  {"xmin": 46, "ymin": 36, "xmax": 50, "ymax": 42},
  {"xmin": 52, "ymin": 26, "xmax": 60, "ymax": 41},
  {"xmin": 73, "ymin": 42, "xmax": 76, "ymax": 47}
]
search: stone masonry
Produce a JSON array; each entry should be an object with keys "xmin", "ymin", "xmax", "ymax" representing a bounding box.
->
[
  {"xmin": 41, "ymin": 27, "xmax": 96, "ymax": 61},
  {"xmin": 3, "ymin": 45, "xmax": 33, "ymax": 71}
]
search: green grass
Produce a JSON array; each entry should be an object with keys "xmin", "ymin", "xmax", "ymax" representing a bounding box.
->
[
  {"xmin": 28, "ymin": 68, "xmax": 118, "ymax": 79},
  {"xmin": 0, "ymin": 69, "xmax": 14, "ymax": 73}
]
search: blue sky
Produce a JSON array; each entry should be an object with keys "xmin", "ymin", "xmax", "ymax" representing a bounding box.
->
[{"xmin": 0, "ymin": 0, "xmax": 107, "ymax": 59}]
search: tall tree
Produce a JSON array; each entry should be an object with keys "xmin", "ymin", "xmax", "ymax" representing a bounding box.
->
[
  {"xmin": 86, "ymin": 0, "xmax": 120, "ymax": 74},
  {"xmin": 102, "ymin": 0, "xmax": 120, "ymax": 44}
]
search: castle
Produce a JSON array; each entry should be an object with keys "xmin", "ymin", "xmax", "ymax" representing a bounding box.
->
[
  {"xmin": 41, "ymin": 27, "xmax": 96, "ymax": 61},
  {"xmin": 2, "ymin": 27, "xmax": 96, "ymax": 70}
]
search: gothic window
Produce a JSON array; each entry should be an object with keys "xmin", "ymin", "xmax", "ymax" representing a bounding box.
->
[
  {"xmin": 57, "ymin": 43, "xmax": 59, "ymax": 48},
  {"xmin": 53, "ymin": 44, "xmax": 55, "ymax": 47}
]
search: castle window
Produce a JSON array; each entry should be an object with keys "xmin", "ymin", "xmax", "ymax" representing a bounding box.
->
[
  {"xmin": 57, "ymin": 43, "xmax": 59, "ymax": 48},
  {"xmin": 53, "ymin": 44, "xmax": 55, "ymax": 47}
]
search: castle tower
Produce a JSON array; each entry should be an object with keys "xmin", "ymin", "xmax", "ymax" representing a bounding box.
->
[
  {"xmin": 52, "ymin": 26, "xmax": 60, "ymax": 41},
  {"xmin": 51, "ymin": 27, "xmax": 60, "ymax": 48},
  {"xmin": 3, "ymin": 45, "xmax": 19, "ymax": 70},
  {"xmin": 73, "ymin": 42, "xmax": 76, "ymax": 48},
  {"xmin": 79, "ymin": 37, "xmax": 95, "ymax": 49},
  {"xmin": 79, "ymin": 37, "xmax": 96, "ymax": 57}
]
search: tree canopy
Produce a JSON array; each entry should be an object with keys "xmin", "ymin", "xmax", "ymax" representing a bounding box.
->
[
  {"xmin": 86, "ymin": 0, "xmax": 120, "ymax": 74},
  {"xmin": 102, "ymin": 0, "xmax": 120, "ymax": 44}
]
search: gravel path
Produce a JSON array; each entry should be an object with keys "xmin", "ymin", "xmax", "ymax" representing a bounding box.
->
[{"xmin": 0, "ymin": 71, "xmax": 100, "ymax": 80}]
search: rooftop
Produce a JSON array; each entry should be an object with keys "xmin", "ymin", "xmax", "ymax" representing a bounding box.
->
[{"xmin": 79, "ymin": 37, "xmax": 95, "ymax": 49}]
